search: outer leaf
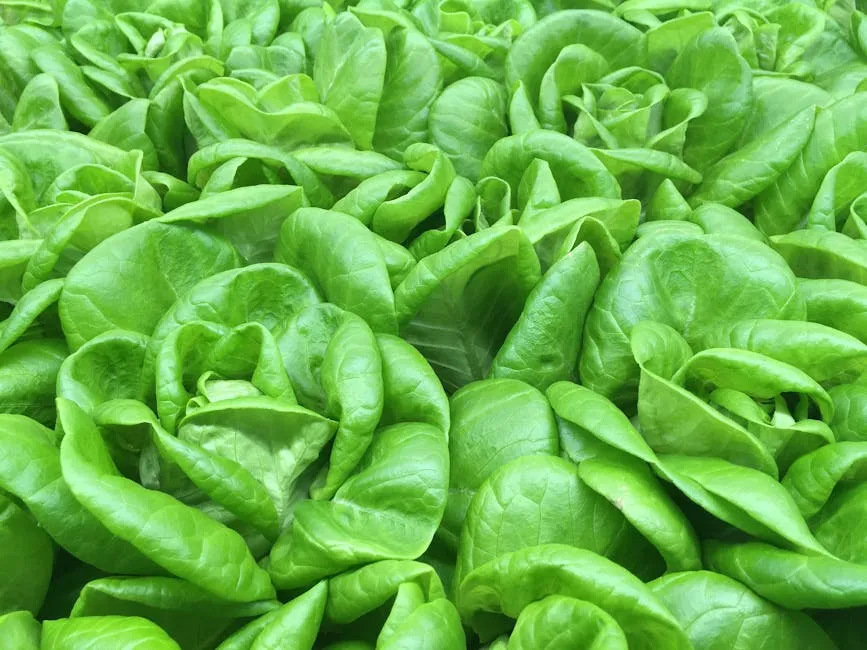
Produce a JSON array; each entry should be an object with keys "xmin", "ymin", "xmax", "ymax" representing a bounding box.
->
[
  {"xmin": 41, "ymin": 616, "xmax": 180, "ymax": 650},
  {"xmin": 275, "ymin": 208, "xmax": 397, "ymax": 334},
  {"xmin": 373, "ymin": 27, "xmax": 442, "ymax": 159},
  {"xmin": 70, "ymin": 576, "xmax": 278, "ymax": 650},
  {"xmin": 268, "ymin": 422, "xmax": 448, "ymax": 589},
  {"xmin": 650, "ymin": 571, "xmax": 836, "ymax": 650},
  {"xmin": 430, "ymin": 77, "xmax": 508, "ymax": 181},
  {"xmin": 489, "ymin": 242, "xmax": 599, "ymax": 390},
  {"xmin": 455, "ymin": 455, "xmax": 639, "ymax": 589},
  {"xmin": 771, "ymin": 229, "xmax": 867, "ymax": 284},
  {"xmin": 705, "ymin": 540, "xmax": 867, "ymax": 609},
  {"xmin": 690, "ymin": 106, "xmax": 815, "ymax": 208},
  {"xmin": 458, "ymin": 544, "xmax": 692, "ymax": 650},
  {"xmin": 656, "ymin": 454, "xmax": 828, "ymax": 555},
  {"xmin": 0, "ymin": 413, "xmax": 158, "ymax": 574},
  {"xmin": 394, "ymin": 227, "xmax": 541, "ymax": 391},
  {"xmin": 59, "ymin": 220, "xmax": 239, "ymax": 350},
  {"xmin": 313, "ymin": 13, "xmax": 386, "ymax": 149},
  {"xmin": 58, "ymin": 399, "xmax": 276, "ymax": 602},
  {"xmin": 440, "ymin": 379, "xmax": 558, "ymax": 548},
  {"xmin": 579, "ymin": 456, "xmax": 702, "ymax": 573}
]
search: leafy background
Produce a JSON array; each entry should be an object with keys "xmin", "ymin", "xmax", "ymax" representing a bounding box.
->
[{"xmin": 2, "ymin": 0, "xmax": 867, "ymax": 647}]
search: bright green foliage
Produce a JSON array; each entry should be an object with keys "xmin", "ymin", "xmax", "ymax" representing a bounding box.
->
[{"xmin": 2, "ymin": 0, "xmax": 867, "ymax": 648}]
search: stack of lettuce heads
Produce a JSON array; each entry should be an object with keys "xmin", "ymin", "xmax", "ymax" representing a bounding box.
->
[{"xmin": 4, "ymin": 0, "xmax": 867, "ymax": 647}]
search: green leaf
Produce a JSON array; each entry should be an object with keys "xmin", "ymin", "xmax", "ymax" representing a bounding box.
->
[
  {"xmin": 771, "ymin": 229, "xmax": 867, "ymax": 284},
  {"xmin": 276, "ymin": 208, "xmax": 397, "ymax": 333},
  {"xmin": 489, "ymin": 242, "xmax": 599, "ymax": 390},
  {"xmin": 41, "ymin": 616, "xmax": 181, "ymax": 650},
  {"xmin": 458, "ymin": 544, "xmax": 692, "ymax": 649},
  {"xmin": 705, "ymin": 540, "xmax": 867, "ymax": 609},
  {"xmin": 480, "ymin": 130, "xmax": 620, "ymax": 201},
  {"xmin": 650, "ymin": 571, "xmax": 837, "ymax": 650},
  {"xmin": 442, "ymin": 378, "xmax": 558, "ymax": 549},
  {"xmin": 0, "ymin": 493, "xmax": 53, "ymax": 615},
  {"xmin": 268, "ymin": 422, "xmax": 448, "ymax": 589},
  {"xmin": 666, "ymin": 27, "xmax": 753, "ymax": 171},
  {"xmin": 394, "ymin": 228, "xmax": 541, "ymax": 391},
  {"xmin": 581, "ymin": 229, "xmax": 805, "ymax": 408},
  {"xmin": 690, "ymin": 106, "xmax": 815, "ymax": 208},
  {"xmin": 313, "ymin": 13, "xmax": 386, "ymax": 149},
  {"xmin": 656, "ymin": 454, "xmax": 828, "ymax": 555},
  {"xmin": 430, "ymin": 77, "xmax": 508, "ymax": 181},
  {"xmin": 374, "ymin": 27, "xmax": 442, "ymax": 159},
  {"xmin": 59, "ymin": 220, "xmax": 239, "ymax": 350},
  {"xmin": 57, "ymin": 398, "xmax": 276, "ymax": 602},
  {"xmin": 455, "ymin": 455, "xmax": 643, "ymax": 589},
  {"xmin": 70, "ymin": 576, "xmax": 278, "ymax": 650}
]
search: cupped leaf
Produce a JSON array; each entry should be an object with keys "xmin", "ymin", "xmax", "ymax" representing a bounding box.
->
[
  {"xmin": 312, "ymin": 313, "xmax": 384, "ymax": 501},
  {"xmin": 58, "ymin": 398, "xmax": 276, "ymax": 602},
  {"xmin": 173, "ymin": 395, "xmax": 334, "ymax": 532},
  {"xmin": 276, "ymin": 208, "xmax": 397, "ymax": 334},
  {"xmin": 782, "ymin": 442, "xmax": 867, "ymax": 518},
  {"xmin": 59, "ymin": 220, "xmax": 239, "ymax": 350},
  {"xmin": 458, "ymin": 544, "xmax": 692, "ymax": 649},
  {"xmin": 650, "ymin": 570, "xmax": 837, "ymax": 650},
  {"xmin": 581, "ymin": 229, "xmax": 805, "ymax": 409},
  {"xmin": 579, "ymin": 456, "xmax": 702, "ymax": 573},
  {"xmin": 506, "ymin": 10, "xmax": 643, "ymax": 104},
  {"xmin": 455, "ymin": 455, "xmax": 647, "ymax": 589},
  {"xmin": 268, "ymin": 422, "xmax": 448, "ymax": 589},
  {"xmin": 440, "ymin": 378, "xmax": 558, "ymax": 548},
  {"xmin": 159, "ymin": 185, "xmax": 307, "ymax": 263},
  {"xmin": 394, "ymin": 227, "xmax": 541, "ymax": 391},
  {"xmin": 666, "ymin": 27, "xmax": 753, "ymax": 171},
  {"xmin": 57, "ymin": 330, "xmax": 149, "ymax": 414},
  {"xmin": 376, "ymin": 333, "xmax": 450, "ymax": 434},
  {"xmin": 705, "ymin": 540, "xmax": 867, "ymax": 609},
  {"xmin": 149, "ymin": 261, "xmax": 320, "ymax": 368},
  {"xmin": 489, "ymin": 241, "xmax": 599, "ymax": 391},
  {"xmin": 41, "ymin": 616, "xmax": 181, "ymax": 650},
  {"xmin": 370, "ymin": 143, "xmax": 455, "ymax": 243},
  {"xmin": 480, "ymin": 130, "xmax": 620, "ymax": 202},
  {"xmin": 313, "ymin": 13, "xmax": 386, "ymax": 150},
  {"xmin": 430, "ymin": 77, "xmax": 508, "ymax": 181},
  {"xmin": 701, "ymin": 318, "xmax": 867, "ymax": 384},
  {"xmin": 326, "ymin": 559, "xmax": 446, "ymax": 624},
  {"xmin": 507, "ymin": 595, "xmax": 628, "ymax": 650},
  {"xmin": 546, "ymin": 381, "xmax": 656, "ymax": 463}
]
